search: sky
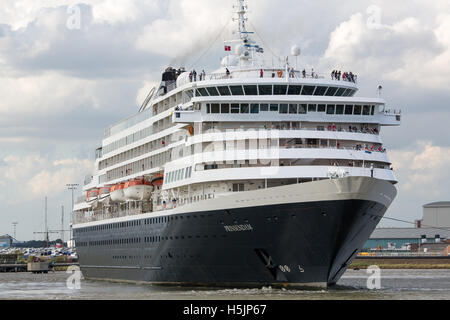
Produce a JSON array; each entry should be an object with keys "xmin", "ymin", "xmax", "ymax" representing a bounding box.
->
[{"xmin": 0, "ymin": 0, "xmax": 449, "ymax": 240}]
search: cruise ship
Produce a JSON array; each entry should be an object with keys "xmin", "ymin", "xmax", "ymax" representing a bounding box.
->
[{"xmin": 72, "ymin": 0, "xmax": 401, "ymax": 288}]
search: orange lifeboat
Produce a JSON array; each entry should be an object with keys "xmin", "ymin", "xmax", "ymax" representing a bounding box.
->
[
  {"xmin": 151, "ymin": 174, "xmax": 164, "ymax": 187},
  {"xmin": 110, "ymin": 183, "xmax": 126, "ymax": 203},
  {"xmin": 123, "ymin": 178, "xmax": 153, "ymax": 201},
  {"xmin": 98, "ymin": 186, "xmax": 111, "ymax": 203},
  {"xmin": 86, "ymin": 189, "xmax": 99, "ymax": 203}
]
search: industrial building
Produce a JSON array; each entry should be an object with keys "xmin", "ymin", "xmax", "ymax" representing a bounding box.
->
[
  {"xmin": 364, "ymin": 228, "xmax": 450, "ymax": 250},
  {"xmin": 364, "ymin": 201, "xmax": 450, "ymax": 253},
  {"xmin": 421, "ymin": 202, "xmax": 450, "ymax": 228},
  {"xmin": 0, "ymin": 235, "xmax": 13, "ymax": 248}
]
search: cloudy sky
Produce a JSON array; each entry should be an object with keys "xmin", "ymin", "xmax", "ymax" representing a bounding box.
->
[{"xmin": 1, "ymin": 0, "xmax": 449, "ymax": 240}]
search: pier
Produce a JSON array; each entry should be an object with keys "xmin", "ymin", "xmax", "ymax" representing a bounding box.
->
[{"xmin": 0, "ymin": 262, "xmax": 79, "ymax": 273}]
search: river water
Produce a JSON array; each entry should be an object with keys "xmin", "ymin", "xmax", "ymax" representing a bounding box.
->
[{"xmin": 0, "ymin": 269, "xmax": 449, "ymax": 300}]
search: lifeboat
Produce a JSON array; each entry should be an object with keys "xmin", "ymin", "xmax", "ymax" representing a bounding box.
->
[
  {"xmin": 98, "ymin": 186, "xmax": 111, "ymax": 203},
  {"xmin": 123, "ymin": 178, "xmax": 153, "ymax": 201},
  {"xmin": 151, "ymin": 174, "xmax": 164, "ymax": 187},
  {"xmin": 110, "ymin": 183, "xmax": 126, "ymax": 203},
  {"xmin": 86, "ymin": 189, "xmax": 99, "ymax": 203}
]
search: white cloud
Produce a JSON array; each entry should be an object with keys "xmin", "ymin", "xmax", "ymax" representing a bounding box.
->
[
  {"xmin": 0, "ymin": 0, "xmax": 163, "ymax": 30},
  {"xmin": 0, "ymin": 154, "xmax": 93, "ymax": 204},
  {"xmin": 0, "ymin": 72, "xmax": 98, "ymax": 116},
  {"xmin": 390, "ymin": 141, "xmax": 450, "ymax": 197},
  {"xmin": 323, "ymin": 10, "xmax": 450, "ymax": 90},
  {"xmin": 134, "ymin": 0, "xmax": 232, "ymax": 59}
]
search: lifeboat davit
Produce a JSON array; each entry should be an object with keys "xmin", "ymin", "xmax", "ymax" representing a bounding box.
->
[
  {"xmin": 98, "ymin": 186, "xmax": 111, "ymax": 203},
  {"xmin": 110, "ymin": 183, "xmax": 126, "ymax": 203},
  {"xmin": 151, "ymin": 174, "xmax": 164, "ymax": 187},
  {"xmin": 123, "ymin": 179, "xmax": 153, "ymax": 201}
]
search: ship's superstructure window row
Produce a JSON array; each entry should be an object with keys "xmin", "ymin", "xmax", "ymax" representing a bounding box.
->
[
  {"xmin": 165, "ymin": 167, "xmax": 193, "ymax": 184},
  {"xmin": 98, "ymin": 121, "xmax": 381, "ymax": 172},
  {"xmin": 206, "ymin": 103, "xmax": 376, "ymax": 116},
  {"xmin": 102, "ymin": 114, "xmax": 175, "ymax": 155},
  {"xmin": 196, "ymin": 85, "xmax": 356, "ymax": 98}
]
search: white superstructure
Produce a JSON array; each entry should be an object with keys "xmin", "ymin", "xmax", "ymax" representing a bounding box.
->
[{"xmin": 73, "ymin": 0, "xmax": 401, "ymax": 225}]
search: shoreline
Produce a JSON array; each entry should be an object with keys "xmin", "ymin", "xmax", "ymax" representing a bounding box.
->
[{"xmin": 351, "ymin": 256, "xmax": 450, "ymax": 269}]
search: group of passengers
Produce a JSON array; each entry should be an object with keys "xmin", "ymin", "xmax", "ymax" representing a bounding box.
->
[
  {"xmin": 326, "ymin": 124, "xmax": 378, "ymax": 135},
  {"xmin": 331, "ymin": 70, "xmax": 357, "ymax": 83},
  {"xmin": 189, "ymin": 69, "xmax": 207, "ymax": 82},
  {"xmin": 302, "ymin": 69, "xmax": 319, "ymax": 79},
  {"xmin": 259, "ymin": 68, "xmax": 297, "ymax": 79},
  {"xmin": 354, "ymin": 144, "xmax": 385, "ymax": 153}
]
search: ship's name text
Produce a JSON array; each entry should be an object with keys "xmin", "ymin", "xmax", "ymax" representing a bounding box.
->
[{"xmin": 224, "ymin": 224, "xmax": 254, "ymax": 232}]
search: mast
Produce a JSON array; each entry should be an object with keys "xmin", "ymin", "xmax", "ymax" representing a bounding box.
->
[
  {"xmin": 45, "ymin": 196, "xmax": 49, "ymax": 247},
  {"xmin": 236, "ymin": 0, "xmax": 249, "ymax": 41},
  {"xmin": 231, "ymin": 0, "xmax": 263, "ymax": 68}
]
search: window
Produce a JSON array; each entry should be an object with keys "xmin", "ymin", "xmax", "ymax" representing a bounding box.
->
[
  {"xmin": 260, "ymin": 103, "xmax": 269, "ymax": 111},
  {"xmin": 206, "ymin": 104, "xmax": 211, "ymax": 114},
  {"xmin": 308, "ymin": 104, "xmax": 317, "ymax": 112},
  {"xmin": 197, "ymin": 88, "xmax": 209, "ymax": 96},
  {"xmin": 244, "ymin": 85, "xmax": 258, "ymax": 95},
  {"xmin": 230, "ymin": 85, "xmax": 244, "ymax": 95},
  {"xmin": 206, "ymin": 87, "xmax": 219, "ymax": 96},
  {"xmin": 336, "ymin": 105, "xmax": 344, "ymax": 115},
  {"xmin": 301, "ymin": 86, "xmax": 315, "ymax": 95},
  {"xmin": 288, "ymin": 85, "xmax": 302, "ymax": 95},
  {"xmin": 221, "ymin": 104, "xmax": 230, "ymax": 113},
  {"xmin": 335, "ymin": 88, "xmax": 346, "ymax": 96},
  {"xmin": 279, "ymin": 104, "xmax": 288, "ymax": 114},
  {"xmin": 363, "ymin": 105, "xmax": 371, "ymax": 115},
  {"xmin": 298, "ymin": 104, "xmax": 307, "ymax": 114},
  {"xmin": 217, "ymin": 86, "xmax": 231, "ymax": 96},
  {"xmin": 354, "ymin": 105, "xmax": 362, "ymax": 115},
  {"xmin": 274, "ymin": 85, "xmax": 287, "ymax": 95},
  {"xmin": 270, "ymin": 104, "xmax": 278, "ymax": 112},
  {"xmin": 289, "ymin": 104, "xmax": 298, "ymax": 114},
  {"xmin": 327, "ymin": 105, "xmax": 335, "ymax": 114},
  {"xmin": 345, "ymin": 105, "xmax": 353, "ymax": 115},
  {"xmin": 211, "ymin": 103, "xmax": 220, "ymax": 113},
  {"xmin": 318, "ymin": 104, "xmax": 326, "ymax": 112},
  {"xmin": 240, "ymin": 104, "xmax": 249, "ymax": 113},
  {"xmin": 231, "ymin": 103, "xmax": 240, "ymax": 114},
  {"xmin": 259, "ymin": 85, "xmax": 272, "ymax": 95},
  {"xmin": 325, "ymin": 87, "xmax": 338, "ymax": 96},
  {"xmin": 342, "ymin": 88, "xmax": 352, "ymax": 97},
  {"xmin": 371, "ymin": 105, "xmax": 375, "ymax": 115},
  {"xmin": 313, "ymin": 86, "xmax": 327, "ymax": 96},
  {"xmin": 232, "ymin": 183, "xmax": 245, "ymax": 192},
  {"xmin": 348, "ymin": 89, "xmax": 356, "ymax": 97},
  {"xmin": 251, "ymin": 104, "xmax": 259, "ymax": 114}
]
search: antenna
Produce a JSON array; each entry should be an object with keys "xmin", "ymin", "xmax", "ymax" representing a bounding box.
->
[
  {"xmin": 61, "ymin": 205, "xmax": 64, "ymax": 243},
  {"xmin": 67, "ymin": 184, "xmax": 79, "ymax": 243},
  {"xmin": 12, "ymin": 222, "xmax": 18, "ymax": 241},
  {"xmin": 45, "ymin": 196, "xmax": 48, "ymax": 243},
  {"xmin": 377, "ymin": 85, "xmax": 383, "ymax": 98}
]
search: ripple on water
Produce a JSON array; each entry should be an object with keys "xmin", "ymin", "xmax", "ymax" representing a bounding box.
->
[{"xmin": 0, "ymin": 269, "xmax": 449, "ymax": 300}]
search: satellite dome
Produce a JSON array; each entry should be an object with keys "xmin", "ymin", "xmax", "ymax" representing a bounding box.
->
[
  {"xmin": 221, "ymin": 55, "xmax": 239, "ymax": 67},
  {"xmin": 291, "ymin": 45, "xmax": 301, "ymax": 56},
  {"xmin": 235, "ymin": 44, "xmax": 244, "ymax": 56}
]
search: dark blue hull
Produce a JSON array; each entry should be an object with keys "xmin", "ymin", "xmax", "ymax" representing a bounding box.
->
[{"xmin": 74, "ymin": 199, "xmax": 387, "ymax": 287}]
